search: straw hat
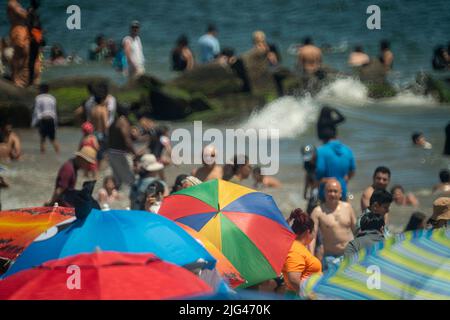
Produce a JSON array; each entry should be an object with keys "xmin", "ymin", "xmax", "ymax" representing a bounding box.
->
[
  {"xmin": 74, "ymin": 146, "xmax": 97, "ymax": 164},
  {"xmin": 182, "ymin": 176, "xmax": 202, "ymax": 186},
  {"xmin": 139, "ymin": 154, "xmax": 164, "ymax": 172},
  {"xmin": 431, "ymin": 197, "xmax": 450, "ymax": 221}
]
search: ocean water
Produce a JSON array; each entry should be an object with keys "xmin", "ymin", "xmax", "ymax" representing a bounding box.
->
[
  {"xmin": 1, "ymin": 0, "xmax": 449, "ymax": 82},
  {"xmin": 1, "ymin": 1, "xmax": 450, "ymax": 231}
]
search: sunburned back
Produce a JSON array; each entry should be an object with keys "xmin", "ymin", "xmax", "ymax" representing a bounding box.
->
[{"xmin": 317, "ymin": 202, "xmax": 355, "ymax": 256}]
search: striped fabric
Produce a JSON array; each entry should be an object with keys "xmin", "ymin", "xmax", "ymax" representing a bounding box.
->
[{"xmin": 302, "ymin": 228, "xmax": 450, "ymax": 300}]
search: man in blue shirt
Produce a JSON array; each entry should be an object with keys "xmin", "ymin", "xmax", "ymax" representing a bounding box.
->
[
  {"xmin": 315, "ymin": 128, "xmax": 356, "ymax": 201},
  {"xmin": 198, "ymin": 24, "xmax": 220, "ymax": 63}
]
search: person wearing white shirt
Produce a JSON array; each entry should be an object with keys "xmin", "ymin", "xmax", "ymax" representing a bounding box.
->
[
  {"xmin": 32, "ymin": 83, "xmax": 60, "ymax": 154},
  {"xmin": 122, "ymin": 20, "xmax": 145, "ymax": 79}
]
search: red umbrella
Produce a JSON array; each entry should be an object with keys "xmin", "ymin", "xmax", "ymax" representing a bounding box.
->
[{"xmin": 0, "ymin": 251, "xmax": 214, "ymax": 300}]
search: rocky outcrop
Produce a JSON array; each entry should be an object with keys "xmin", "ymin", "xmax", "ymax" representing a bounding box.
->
[{"xmin": 0, "ymin": 79, "xmax": 35, "ymax": 126}]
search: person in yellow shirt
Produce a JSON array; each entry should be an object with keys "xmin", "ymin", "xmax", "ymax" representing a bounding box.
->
[{"xmin": 282, "ymin": 208, "xmax": 322, "ymax": 296}]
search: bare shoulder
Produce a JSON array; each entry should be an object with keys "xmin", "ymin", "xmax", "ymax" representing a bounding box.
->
[
  {"xmin": 362, "ymin": 185, "xmax": 373, "ymax": 196},
  {"xmin": 311, "ymin": 205, "xmax": 324, "ymax": 218},
  {"xmin": 341, "ymin": 201, "xmax": 355, "ymax": 212}
]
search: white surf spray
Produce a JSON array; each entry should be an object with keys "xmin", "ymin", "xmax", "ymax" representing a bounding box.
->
[{"xmin": 242, "ymin": 95, "xmax": 319, "ymax": 138}]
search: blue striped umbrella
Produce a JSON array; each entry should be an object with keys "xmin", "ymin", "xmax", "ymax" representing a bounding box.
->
[{"xmin": 302, "ymin": 227, "xmax": 450, "ymax": 300}]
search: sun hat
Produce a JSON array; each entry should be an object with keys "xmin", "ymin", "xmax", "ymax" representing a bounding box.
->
[
  {"xmin": 74, "ymin": 146, "xmax": 97, "ymax": 164},
  {"xmin": 139, "ymin": 154, "xmax": 164, "ymax": 172},
  {"xmin": 181, "ymin": 176, "xmax": 202, "ymax": 186},
  {"xmin": 431, "ymin": 197, "xmax": 450, "ymax": 221}
]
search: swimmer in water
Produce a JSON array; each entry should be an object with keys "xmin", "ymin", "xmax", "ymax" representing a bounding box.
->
[{"xmin": 412, "ymin": 132, "xmax": 432, "ymax": 150}]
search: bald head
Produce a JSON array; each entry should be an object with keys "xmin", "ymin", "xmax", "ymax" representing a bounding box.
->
[
  {"xmin": 325, "ymin": 178, "xmax": 342, "ymax": 203},
  {"xmin": 202, "ymin": 145, "xmax": 217, "ymax": 165}
]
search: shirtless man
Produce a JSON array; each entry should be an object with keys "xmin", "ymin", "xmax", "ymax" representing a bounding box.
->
[
  {"xmin": 192, "ymin": 145, "xmax": 223, "ymax": 181},
  {"xmin": 90, "ymin": 97, "xmax": 109, "ymax": 165},
  {"xmin": 348, "ymin": 46, "xmax": 370, "ymax": 67},
  {"xmin": 379, "ymin": 40, "xmax": 394, "ymax": 71},
  {"xmin": 309, "ymin": 179, "xmax": 356, "ymax": 269},
  {"xmin": 0, "ymin": 123, "xmax": 22, "ymax": 161},
  {"xmin": 7, "ymin": 0, "xmax": 29, "ymax": 87},
  {"xmin": 433, "ymin": 169, "xmax": 450, "ymax": 195},
  {"xmin": 252, "ymin": 166, "xmax": 281, "ymax": 189},
  {"xmin": 297, "ymin": 37, "xmax": 322, "ymax": 75},
  {"xmin": 360, "ymin": 166, "xmax": 391, "ymax": 212}
]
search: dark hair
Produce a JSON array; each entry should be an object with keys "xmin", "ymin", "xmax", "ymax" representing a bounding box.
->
[
  {"xmin": 221, "ymin": 47, "xmax": 235, "ymax": 58},
  {"xmin": 373, "ymin": 166, "xmax": 391, "ymax": 178},
  {"xmin": 287, "ymin": 208, "xmax": 314, "ymax": 236},
  {"xmin": 412, "ymin": 132, "xmax": 423, "ymax": 144},
  {"xmin": 50, "ymin": 44, "xmax": 64, "ymax": 60},
  {"xmin": 390, "ymin": 185, "xmax": 404, "ymax": 195},
  {"xmin": 380, "ymin": 40, "xmax": 390, "ymax": 50},
  {"xmin": 116, "ymin": 105, "xmax": 130, "ymax": 117},
  {"xmin": 253, "ymin": 166, "xmax": 261, "ymax": 175},
  {"xmin": 93, "ymin": 82, "xmax": 109, "ymax": 104},
  {"xmin": 176, "ymin": 34, "xmax": 188, "ymax": 47},
  {"xmin": 146, "ymin": 180, "xmax": 165, "ymax": 197},
  {"xmin": 303, "ymin": 36, "xmax": 312, "ymax": 45},
  {"xmin": 171, "ymin": 174, "xmax": 188, "ymax": 194},
  {"xmin": 232, "ymin": 155, "xmax": 249, "ymax": 174},
  {"xmin": 321, "ymin": 127, "xmax": 336, "ymax": 142},
  {"xmin": 404, "ymin": 211, "xmax": 427, "ymax": 232},
  {"xmin": 207, "ymin": 24, "xmax": 217, "ymax": 33},
  {"xmin": 30, "ymin": 0, "xmax": 40, "ymax": 9},
  {"xmin": 96, "ymin": 34, "xmax": 105, "ymax": 44},
  {"xmin": 39, "ymin": 83, "xmax": 49, "ymax": 93},
  {"xmin": 354, "ymin": 45, "xmax": 363, "ymax": 53},
  {"xmin": 439, "ymin": 169, "xmax": 450, "ymax": 183},
  {"xmin": 103, "ymin": 175, "xmax": 117, "ymax": 188},
  {"xmin": 360, "ymin": 212, "xmax": 385, "ymax": 231},
  {"xmin": 370, "ymin": 189, "xmax": 393, "ymax": 206}
]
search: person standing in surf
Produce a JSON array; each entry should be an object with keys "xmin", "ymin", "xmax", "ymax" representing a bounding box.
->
[{"xmin": 122, "ymin": 20, "xmax": 145, "ymax": 80}]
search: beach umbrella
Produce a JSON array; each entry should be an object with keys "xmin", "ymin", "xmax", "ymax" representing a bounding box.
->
[
  {"xmin": 158, "ymin": 179, "xmax": 296, "ymax": 288},
  {"xmin": 177, "ymin": 223, "xmax": 245, "ymax": 288},
  {"xmin": 302, "ymin": 228, "xmax": 450, "ymax": 300},
  {"xmin": 3, "ymin": 209, "xmax": 215, "ymax": 278},
  {"xmin": 0, "ymin": 206, "xmax": 75, "ymax": 262},
  {"xmin": 0, "ymin": 251, "xmax": 213, "ymax": 300}
]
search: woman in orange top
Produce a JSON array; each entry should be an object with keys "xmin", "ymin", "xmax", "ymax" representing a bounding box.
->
[{"xmin": 282, "ymin": 208, "xmax": 322, "ymax": 295}]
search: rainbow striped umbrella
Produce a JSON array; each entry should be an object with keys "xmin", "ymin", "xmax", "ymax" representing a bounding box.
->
[
  {"xmin": 159, "ymin": 179, "xmax": 295, "ymax": 288},
  {"xmin": 302, "ymin": 228, "xmax": 450, "ymax": 300}
]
